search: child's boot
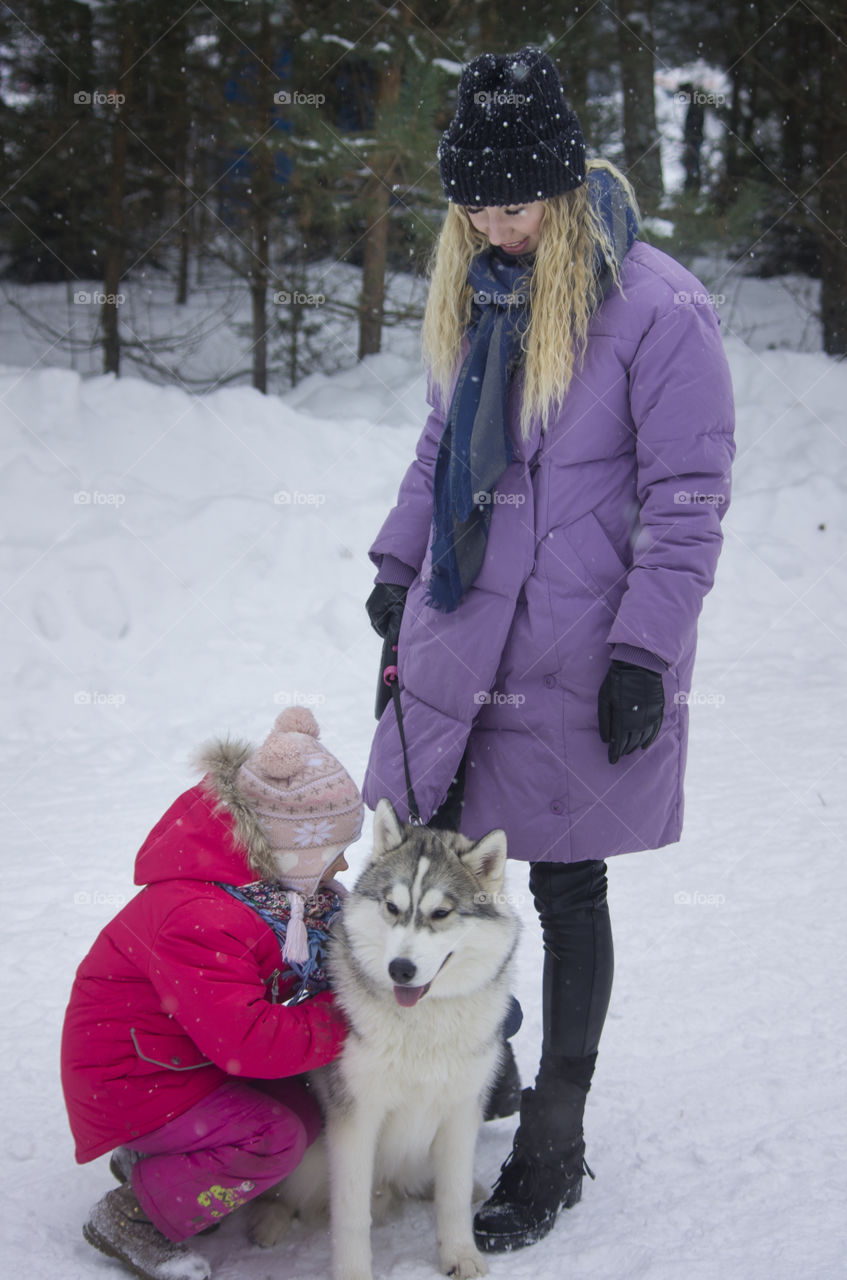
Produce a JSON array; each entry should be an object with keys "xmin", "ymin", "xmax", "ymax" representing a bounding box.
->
[{"xmin": 83, "ymin": 1183, "xmax": 211, "ymax": 1280}]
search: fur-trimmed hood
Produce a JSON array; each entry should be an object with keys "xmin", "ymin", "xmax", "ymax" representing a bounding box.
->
[
  {"xmin": 195, "ymin": 737, "xmax": 279, "ymax": 880},
  {"xmin": 132, "ymin": 738, "xmax": 278, "ymax": 888}
]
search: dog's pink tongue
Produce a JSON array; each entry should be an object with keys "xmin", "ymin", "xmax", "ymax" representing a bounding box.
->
[{"xmin": 393, "ymin": 983, "xmax": 428, "ymax": 1007}]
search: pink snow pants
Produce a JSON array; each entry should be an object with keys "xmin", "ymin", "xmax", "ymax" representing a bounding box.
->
[{"xmin": 128, "ymin": 1078, "xmax": 322, "ymax": 1241}]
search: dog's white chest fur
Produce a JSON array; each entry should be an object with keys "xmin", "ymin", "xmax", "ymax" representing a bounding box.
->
[
  {"xmin": 336, "ymin": 992, "xmax": 504, "ymax": 1196},
  {"xmin": 250, "ymin": 800, "xmax": 519, "ymax": 1280}
]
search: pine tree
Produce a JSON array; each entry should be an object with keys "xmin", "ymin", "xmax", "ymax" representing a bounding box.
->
[
  {"xmin": 816, "ymin": 0, "xmax": 847, "ymax": 354},
  {"xmin": 1, "ymin": 0, "xmax": 102, "ymax": 283},
  {"xmin": 615, "ymin": 0, "xmax": 664, "ymax": 213},
  {"xmin": 284, "ymin": 1, "xmax": 473, "ymax": 360}
]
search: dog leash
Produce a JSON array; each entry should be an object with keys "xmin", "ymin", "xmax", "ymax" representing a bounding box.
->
[{"xmin": 380, "ymin": 645, "xmax": 422, "ymax": 824}]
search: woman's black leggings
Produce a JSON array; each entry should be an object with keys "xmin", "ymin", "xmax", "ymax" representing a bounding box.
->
[
  {"xmin": 430, "ymin": 766, "xmax": 614, "ymax": 1069},
  {"xmin": 528, "ymin": 859, "xmax": 614, "ymax": 1065}
]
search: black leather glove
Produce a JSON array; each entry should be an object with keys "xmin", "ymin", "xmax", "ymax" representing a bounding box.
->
[
  {"xmin": 366, "ymin": 583, "xmax": 408, "ymax": 645},
  {"xmin": 598, "ymin": 660, "xmax": 665, "ymax": 765}
]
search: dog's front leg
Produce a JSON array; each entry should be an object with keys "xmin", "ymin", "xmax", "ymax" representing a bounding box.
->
[
  {"xmin": 432, "ymin": 1103, "xmax": 488, "ymax": 1278},
  {"xmin": 327, "ymin": 1104, "xmax": 382, "ymax": 1280}
]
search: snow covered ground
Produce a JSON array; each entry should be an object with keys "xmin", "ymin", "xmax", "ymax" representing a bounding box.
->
[{"xmin": 2, "ymin": 267, "xmax": 846, "ymax": 1280}]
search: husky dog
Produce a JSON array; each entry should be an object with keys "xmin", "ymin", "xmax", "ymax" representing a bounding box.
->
[{"xmin": 250, "ymin": 797, "xmax": 520, "ymax": 1280}]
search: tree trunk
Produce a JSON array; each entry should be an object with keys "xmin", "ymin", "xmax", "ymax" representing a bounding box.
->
[
  {"xmin": 358, "ymin": 176, "xmax": 391, "ymax": 360},
  {"xmin": 616, "ymin": 0, "xmax": 664, "ymax": 213},
  {"xmin": 358, "ymin": 61, "xmax": 401, "ymax": 360},
  {"xmin": 817, "ymin": 2, "xmax": 847, "ymax": 354},
  {"xmin": 102, "ymin": 20, "xmax": 135, "ymax": 376},
  {"xmin": 175, "ymin": 107, "xmax": 191, "ymax": 306},
  {"xmin": 176, "ymin": 174, "xmax": 190, "ymax": 306},
  {"xmin": 172, "ymin": 33, "xmax": 191, "ymax": 306},
  {"xmin": 250, "ymin": 0, "xmax": 273, "ymax": 393},
  {"xmin": 251, "ymin": 272, "xmax": 268, "ymax": 392}
]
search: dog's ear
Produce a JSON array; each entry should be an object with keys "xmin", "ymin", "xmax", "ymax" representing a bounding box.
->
[
  {"xmin": 459, "ymin": 829, "xmax": 507, "ymax": 893},
  {"xmin": 372, "ymin": 798, "xmax": 405, "ymax": 856}
]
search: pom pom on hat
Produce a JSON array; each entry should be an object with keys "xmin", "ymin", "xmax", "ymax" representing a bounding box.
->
[
  {"xmin": 252, "ymin": 708, "xmax": 321, "ymax": 779},
  {"xmin": 273, "ymin": 706, "xmax": 319, "ymax": 736}
]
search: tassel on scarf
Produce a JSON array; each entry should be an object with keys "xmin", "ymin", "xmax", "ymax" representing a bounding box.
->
[{"xmin": 282, "ymin": 892, "xmax": 310, "ymax": 965}]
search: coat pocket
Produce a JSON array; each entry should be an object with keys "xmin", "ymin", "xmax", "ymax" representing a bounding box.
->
[
  {"xmin": 129, "ymin": 1026, "xmax": 212, "ymax": 1073},
  {"xmin": 561, "ymin": 510, "xmax": 631, "ymax": 597}
]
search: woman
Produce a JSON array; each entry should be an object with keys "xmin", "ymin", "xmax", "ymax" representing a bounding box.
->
[{"xmin": 363, "ymin": 46, "xmax": 735, "ymax": 1253}]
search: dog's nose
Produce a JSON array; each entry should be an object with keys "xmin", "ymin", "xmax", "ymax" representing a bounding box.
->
[{"xmin": 388, "ymin": 957, "xmax": 417, "ymax": 985}]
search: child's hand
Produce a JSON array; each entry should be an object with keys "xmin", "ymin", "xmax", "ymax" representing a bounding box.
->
[{"xmin": 308, "ymin": 990, "xmax": 349, "ymax": 1054}]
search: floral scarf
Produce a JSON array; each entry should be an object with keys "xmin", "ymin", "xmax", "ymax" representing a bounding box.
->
[{"xmin": 217, "ymin": 879, "xmax": 344, "ymax": 1004}]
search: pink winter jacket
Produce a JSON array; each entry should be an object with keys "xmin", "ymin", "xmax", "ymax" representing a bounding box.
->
[{"xmin": 61, "ymin": 780, "xmax": 347, "ymax": 1164}]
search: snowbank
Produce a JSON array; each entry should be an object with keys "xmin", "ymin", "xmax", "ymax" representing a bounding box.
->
[{"xmin": 1, "ymin": 309, "xmax": 846, "ymax": 1278}]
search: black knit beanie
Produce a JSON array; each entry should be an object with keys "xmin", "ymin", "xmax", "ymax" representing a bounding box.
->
[{"xmin": 438, "ymin": 46, "xmax": 586, "ymax": 206}]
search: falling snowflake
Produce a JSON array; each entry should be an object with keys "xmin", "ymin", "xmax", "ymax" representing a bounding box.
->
[{"xmin": 293, "ymin": 819, "xmax": 335, "ymax": 847}]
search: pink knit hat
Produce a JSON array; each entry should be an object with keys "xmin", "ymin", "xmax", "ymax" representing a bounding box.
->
[{"xmin": 237, "ymin": 707, "xmax": 363, "ymax": 895}]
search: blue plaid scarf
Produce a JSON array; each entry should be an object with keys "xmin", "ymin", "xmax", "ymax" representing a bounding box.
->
[{"xmin": 426, "ymin": 251, "xmax": 529, "ymax": 612}]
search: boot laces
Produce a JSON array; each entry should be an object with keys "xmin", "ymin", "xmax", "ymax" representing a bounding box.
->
[
  {"xmin": 490, "ymin": 1146, "xmax": 594, "ymax": 1205},
  {"xmin": 490, "ymin": 1149, "xmax": 538, "ymax": 1204}
]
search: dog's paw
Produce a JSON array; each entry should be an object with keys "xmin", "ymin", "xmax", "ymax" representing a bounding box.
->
[
  {"xmin": 247, "ymin": 1198, "xmax": 293, "ymax": 1249},
  {"xmin": 442, "ymin": 1246, "xmax": 488, "ymax": 1278}
]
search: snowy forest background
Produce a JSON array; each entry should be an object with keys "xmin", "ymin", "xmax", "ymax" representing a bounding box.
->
[
  {"xmin": 2, "ymin": 4, "xmax": 846, "ymax": 1280},
  {"xmin": 2, "ymin": 0, "xmax": 847, "ymax": 389}
]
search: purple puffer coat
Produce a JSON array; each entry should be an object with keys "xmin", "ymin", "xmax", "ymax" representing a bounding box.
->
[{"xmin": 362, "ymin": 240, "xmax": 735, "ymax": 864}]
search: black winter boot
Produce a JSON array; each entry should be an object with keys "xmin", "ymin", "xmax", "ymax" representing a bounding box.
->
[
  {"xmin": 476, "ymin": 858, "xmax": 612, "ymax": 1253},
  {"xmin": 474, "ymin": 1075, "xmax": 595, "ymax": 1253}
]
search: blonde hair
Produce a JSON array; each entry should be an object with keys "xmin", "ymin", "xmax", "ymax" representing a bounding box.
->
[{"xmin": 421, "ymin": 158, "xmax": 639, "ymax": 437}]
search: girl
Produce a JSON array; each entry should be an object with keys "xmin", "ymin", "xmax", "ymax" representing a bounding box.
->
[
  {"xmin": 61, "ymin": 706, "xmax": 363, "ymax": 1280},
  {"xmin": 363, "ymin": 46, "xmax": 735, "ymax": 1253}
]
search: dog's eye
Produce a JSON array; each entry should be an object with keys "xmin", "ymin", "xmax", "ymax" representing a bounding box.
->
[
  {"xmin": 430, "ymin": 907, "xmax": 453, "ymax": 921},
  {"xmin": 385, "ymin": 901, "xmax": 401, "ymax": 916}
]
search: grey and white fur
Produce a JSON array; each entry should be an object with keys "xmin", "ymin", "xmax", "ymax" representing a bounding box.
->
[{"xmin": 249, "ymin": 797, "xmax": 520, "ymax": 1280}]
